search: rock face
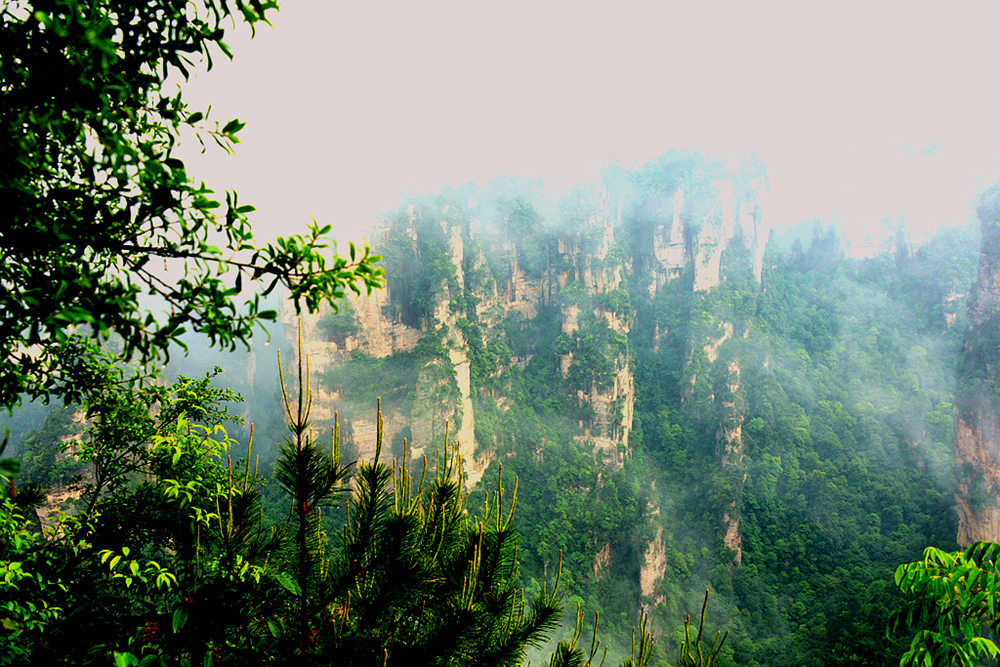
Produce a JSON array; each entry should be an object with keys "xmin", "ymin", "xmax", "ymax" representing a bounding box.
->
[
  {"xmin": 645, "ymin": 176, "xmax": 767, "ymax": 295},
  {"xmin": 640, "ymin": 525, "xmax": 666, "ymax": 604},
  {"xmin": 718, "ymin": 359, "xmax": 747, "ymax": 564},
  {"xmin": 956, "ymin": 184, "xmax": 1000, "ymax": 544}
]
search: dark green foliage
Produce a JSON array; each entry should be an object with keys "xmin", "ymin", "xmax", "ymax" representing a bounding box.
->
[
  {"xmin": 316, "ymin": 303, "xmax": 361, "ymax": 346},
  {"xmin": 379, "ymin": 200, "xmax": 459, "ymax": 328},
  {"xmin": 1, "ymin": 368, "xmax": 275, "ymax": 666},
  {"xmin": 1, "ymin": 343, "xmax": 659, "ymax": 665},
  {"xmin": 323, "ymin": 450, "xmax": 563, "ymax": 666},
  {"xmin": 568, "ymin": 316, "xmax": 628, "ymax": 394},
  {"xmin": 274, "ymin": 358, "xmax": 351, "ymax": 646},
  {"xmin": 597, "ymin": 288, "xmax": 633, "ymax": 317},
  {"xmin": 16, "ymin": 406, "xmax": 79, "ymax": 489}
]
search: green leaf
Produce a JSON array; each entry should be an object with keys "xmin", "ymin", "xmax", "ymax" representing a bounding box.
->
[
  {"xmin": 173, "ymin": 607, "xmax": 188, "ymax": 633},
  {"xmin": 221, "ymin": 119, "xmax": 246, "ymax": 135},
  {"xmin": 113, "ymin": 652, "xmax": 139, "ymax": 667},
  {"xmin": 275, "ymin": 572, "xmax": 301, "ymax": 596}
]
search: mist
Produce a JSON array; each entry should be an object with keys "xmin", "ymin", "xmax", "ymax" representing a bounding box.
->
[{"xmin": 174, "ymin": 2, "xmax": 1000, "ymax": 260}]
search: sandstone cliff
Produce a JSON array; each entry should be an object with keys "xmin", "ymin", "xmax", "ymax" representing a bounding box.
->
[{"xmin": 956, "ymin": 184, "xmax": 1000, "ymax": 544}]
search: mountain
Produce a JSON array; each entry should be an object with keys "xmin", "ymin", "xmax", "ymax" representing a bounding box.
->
[{"xmin": 282, "ymin": 151, "xmax": 976, "ymax": 665}]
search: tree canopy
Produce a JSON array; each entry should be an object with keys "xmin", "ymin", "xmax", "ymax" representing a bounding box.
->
[{"xmin": 0, "ymin": 0, "xmax": 384, "ymax": 410}]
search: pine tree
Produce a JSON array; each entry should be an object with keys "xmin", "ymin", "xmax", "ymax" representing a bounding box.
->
[{"xmin": 270, "ymin": 325, "xmax": 563, "ymax": 664}]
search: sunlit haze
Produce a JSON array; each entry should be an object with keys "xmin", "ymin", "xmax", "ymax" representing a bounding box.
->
[{"xmin": 181, "ymin": 1, "xmax": 1000, "ymax": 248}]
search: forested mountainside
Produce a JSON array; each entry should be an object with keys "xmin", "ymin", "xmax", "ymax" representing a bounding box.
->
[{"xmin": 286, "ymin": 151, "xmax": 978, "ymax": 665}]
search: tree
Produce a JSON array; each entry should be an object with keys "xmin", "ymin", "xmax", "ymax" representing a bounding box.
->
[
  {"xmin": 0, "ymin": 0, "xmax": 384, "ymax": 411},
  {"xmin": 889, "ymin": 541, "xmax": 1000, "ymax": 666}
]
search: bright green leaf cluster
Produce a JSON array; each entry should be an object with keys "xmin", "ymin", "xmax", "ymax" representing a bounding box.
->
[{"xmin": 889, "ymin": 541, "xmax": 1000, "ymax": 666}]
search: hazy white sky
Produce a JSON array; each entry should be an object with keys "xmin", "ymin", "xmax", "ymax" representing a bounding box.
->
[{"xmin": 181, "ymin": 1, "xmax": 1000, "ymax": 247}]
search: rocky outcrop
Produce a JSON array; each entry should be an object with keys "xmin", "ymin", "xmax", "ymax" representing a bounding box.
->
[
  {"xmin": 350, "ymin": 284, "xmax": 421, "ymax": 358},
  {"xmin": 719, "ymin": 361, "xmax": 746, "ymax": 565},
  {"xmin": 574, "ymin": 356, "xmax": 634, "ymax": 471},
  {"xmin": 640, "ymin": 525, "xmax": 666, "ymax": 605},
  {"xmin": 446, "ymin": 336, "xmax": 483, "ymax": 485},
  {"xmin": 704, "ymin": 322, "xmax": 734, "ymax": 364},
  {"xmin": 956, "ymin": 184, "xmax": 1000, "ymax": 544},
  {"xmin": 646, "ymin": 171, "xmax": 769, "ymax": 294},
  {"xmin": 593, "ymin": 541, "xmax": 612, "ymax": 578}
]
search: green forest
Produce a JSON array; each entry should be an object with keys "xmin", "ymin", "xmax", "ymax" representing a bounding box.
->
[
  {"xmin": 5, "ymin": 2, "xmax": 1000, "ymax": 666},
  {"xmin": 313, "ymin": 158, "xmax": 978, "ymax": 665}
]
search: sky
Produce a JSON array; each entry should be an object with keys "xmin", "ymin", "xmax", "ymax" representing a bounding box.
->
[{"xmin": 181, "ymin": 1, "xmax": 1000, "ymax": 249}]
